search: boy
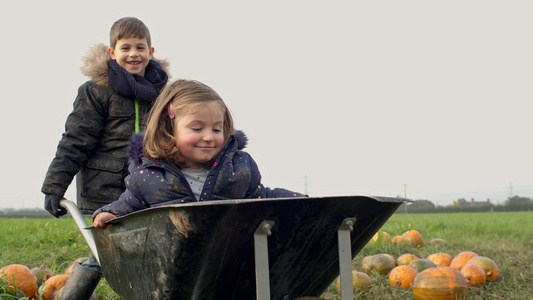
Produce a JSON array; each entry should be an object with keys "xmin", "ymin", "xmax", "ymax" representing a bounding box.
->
[{"xmin": 42, "ymin": 17, "xmax": 170, "ymax": 217}]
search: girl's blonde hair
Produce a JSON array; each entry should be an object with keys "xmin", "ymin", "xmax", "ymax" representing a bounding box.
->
[{"xmin": 143, "ymin": 79, "xmax": 234, "ymax": 165}]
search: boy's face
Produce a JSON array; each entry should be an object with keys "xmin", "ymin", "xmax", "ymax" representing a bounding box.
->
[{"xmin": 108, "ymin": 37, "xmax": 154, "ymax": 76}]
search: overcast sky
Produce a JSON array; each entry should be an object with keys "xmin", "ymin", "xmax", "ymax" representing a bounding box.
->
[{"xmin": 1, "ymin": 1, "xmax": 532, "ymax": 209}]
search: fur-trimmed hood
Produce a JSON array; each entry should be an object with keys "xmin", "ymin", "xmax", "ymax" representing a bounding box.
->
[
  {"xmin": 128, "ymin": 130, "xmax": 249, "ymax": 164},
  {"xmin": 81, "ymin": 43, "xmax": 171, "ymax": 88}
]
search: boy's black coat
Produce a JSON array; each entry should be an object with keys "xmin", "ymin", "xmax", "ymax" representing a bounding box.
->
[{"xmin": 41, "ymin": 44, "xmax": 170, "ymax": 214}]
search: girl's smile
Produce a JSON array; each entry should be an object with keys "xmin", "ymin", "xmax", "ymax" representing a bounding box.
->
[{"xmin": 173, "ymin": 102, "xmax": 225, "ymax": 169}]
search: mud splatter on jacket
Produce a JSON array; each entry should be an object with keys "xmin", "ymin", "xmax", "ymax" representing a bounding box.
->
[{"xmin": 93, "ymin": 132, "xmax": 306, "ymax": 218}]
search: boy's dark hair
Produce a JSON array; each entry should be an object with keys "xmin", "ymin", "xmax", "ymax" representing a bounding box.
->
[{"xmin": 109, "ymin": 17, "xmax": 152, "ymax": 48}]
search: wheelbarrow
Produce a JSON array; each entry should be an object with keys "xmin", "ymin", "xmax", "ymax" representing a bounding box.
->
[{"xmin": 60, "ymin": 195, "xmax": 407, "ymax": 300}]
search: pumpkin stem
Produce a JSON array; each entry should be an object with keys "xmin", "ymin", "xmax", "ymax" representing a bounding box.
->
[{"xmin": 395, "ymin": 280, "xmax": 402, "ymax": 287}]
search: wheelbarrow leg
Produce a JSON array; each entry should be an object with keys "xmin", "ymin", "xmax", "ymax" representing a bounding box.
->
[
  {"xmin": 338, "ymin": 218, "xmax": 356, "ymax": 300},
  {"xmin": 254, "ymin": 220, "xmax": 275, "ymax": 300}
]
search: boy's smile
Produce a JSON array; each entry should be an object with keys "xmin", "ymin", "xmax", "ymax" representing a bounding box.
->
[{"xmin": 108, "ymin": 37, "xmax": 154, "ymax": 76}]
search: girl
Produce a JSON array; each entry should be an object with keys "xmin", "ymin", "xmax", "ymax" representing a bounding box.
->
[{"xmin": 93, "ymin": 79, "xmax": 306, "ymax": 228}]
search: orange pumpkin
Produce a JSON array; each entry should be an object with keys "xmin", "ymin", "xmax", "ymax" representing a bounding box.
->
[
  {"xmin": 397, "ymin": 253, "xmax": 420, "ymax": 266},
  {"xmin": 412, "ymin": 266, "xmax": 468, "ymax": 300},
  {"xmin": 335, "ymin": 270, "xmax": 372, "ymax": 294},
  {"xmin": 391, "ymin": 235, "xmax": 403, "ymax": 244},
  {"xmin": 371, "ymin": 231, "xmax": 391, "ymax": 244},
  {"xmin": 0, "ymin": 264, "xmax": 38, "ymax": 299},
  {"xmin": 381, "ymin": 232, "xmax": 391, "ymax": 243},
  {"xmin": 382, "ymin": 253, "xmax": 397, "ymax": 267},
  {"xmin": 361, "ymin": 255, "xmax": 370, "ymax": 265},
  {"xmin": 409, "ymin": 258, "xmax": 437, "ymax": 273},
  {"xmin": 466, "ymin": 256, "xmax": 499, "ymax": 281},
  {"xmin": 41, "ymin": 274, "xmax": 69, "ymax": 300},
  {"xmin": 427, "ymin": 253, "xmax": 452, "ymax": 267},
  {"xmin": 401, "ymin": 230, "xmax": 424, "ymax": 247},
  {"xmin": 460, "ymin": 264, "xmax": 487, "ymax": 286},
  {"xmin": 389, "ymin": 265, "xmax": 418, "ymax": 289},
  {"xmin": 30, "ymin": 264, "xmax": 54, "ymax": 287},
  {"xmin": 429, "ymin": 238, "xmax": 448, "ymax": 246},
  {"xmin": 362, "ymin": 254, "xmax": 396, "ymax": 275},
  {"xmin": 450, "ymin": 251, "xmax": 478, "ymax": 271}
]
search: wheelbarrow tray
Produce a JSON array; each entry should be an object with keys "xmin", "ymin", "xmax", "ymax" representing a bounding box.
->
[{"xmin": 91, "ymin": 195, "xmax": 404, "ymax": 300}]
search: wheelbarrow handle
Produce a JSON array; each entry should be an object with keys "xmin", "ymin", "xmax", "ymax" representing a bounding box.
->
[{"xmin": 59, "ymin": 199, "xmax": 100, "ymax": 264}]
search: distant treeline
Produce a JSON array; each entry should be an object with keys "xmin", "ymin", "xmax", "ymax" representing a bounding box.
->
[
  {"xmin": 0, "ymin": 208, "xmax": 56, "ymax": 218},
  {"xmin": 396, "ymin": 195, "xmax": 533, "ymax": 214}
]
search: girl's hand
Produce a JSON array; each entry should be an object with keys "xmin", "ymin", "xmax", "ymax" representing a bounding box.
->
[{"xmin": 93, "ymin": 212, "xmax": 117, "ymax": 228}]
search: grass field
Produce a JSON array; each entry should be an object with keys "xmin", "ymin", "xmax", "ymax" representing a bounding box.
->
[{"xmin": 1, "ymin": 211, "xmax": 532, "ymax": 299}]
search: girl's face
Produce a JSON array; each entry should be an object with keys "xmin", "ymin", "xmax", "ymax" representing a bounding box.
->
[
  {"xmin": 108, "ymin": 36, "xmax": 154, "ymax": 76},
  {"xmin": 174, "ymin": 102, "xmax": 225, "ymax": 169}
]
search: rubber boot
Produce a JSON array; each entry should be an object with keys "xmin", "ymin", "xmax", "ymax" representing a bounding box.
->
[{"xmin": 60, "ymin": 256, "xmax": 102, "ymax": 300}]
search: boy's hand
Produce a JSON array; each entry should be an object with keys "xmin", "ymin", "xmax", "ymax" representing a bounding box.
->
[
  {"xmin": 93, "ymin": 212, "xmax": 117, "ymax": 229},
  {"xmin": 44, "ymin": 194, "xmax": 68, "ymax": 218}
]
